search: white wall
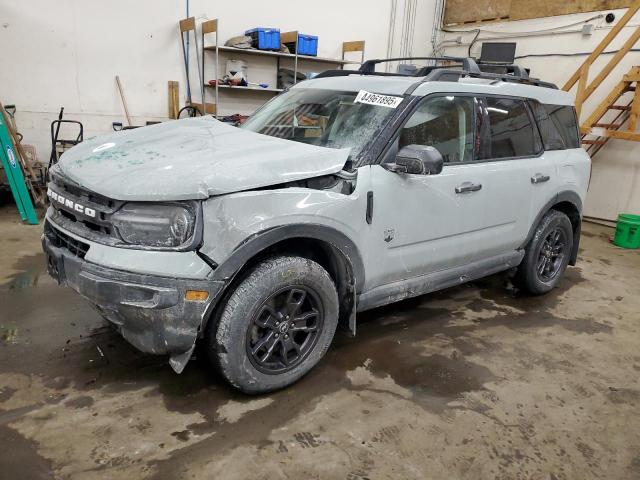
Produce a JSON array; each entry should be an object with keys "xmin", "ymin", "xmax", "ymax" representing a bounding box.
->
[
  {"xmin": 1, "ymin": 0, "xmax": 435, "ymax": 163},
  {"xmin": 438, "ymin": 8, "xmax": 640, "ymax": 220}
]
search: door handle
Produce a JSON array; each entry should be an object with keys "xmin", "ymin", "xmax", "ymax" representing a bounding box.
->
[
  {"xmin": 531, "ymin": 173, "xmax": 550, "ymax": 184},
  {"xmin": 455, "ymin": 182, "xmax": 482, "ymax": 194}
]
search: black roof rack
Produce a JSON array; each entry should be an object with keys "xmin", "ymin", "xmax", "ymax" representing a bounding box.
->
[
  {"xmin": 359, "ymin": 56, "xmax": 481, "ymax": 74},
  {"xmin": 313, "ymin": 56, "xmax": 557, "ymax": 90}
]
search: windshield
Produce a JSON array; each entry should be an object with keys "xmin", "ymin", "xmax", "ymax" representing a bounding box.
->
[{"xmin": 241, "ymin": 88, "xmax": 401, "ymax": 161}]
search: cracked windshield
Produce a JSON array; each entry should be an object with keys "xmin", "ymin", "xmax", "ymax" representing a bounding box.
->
[{"xmin": 241, "ymin": 88, "xmax": 401, "ymax": 161}]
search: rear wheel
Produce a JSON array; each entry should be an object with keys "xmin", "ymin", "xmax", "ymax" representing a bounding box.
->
[
  {"xmin": 207, "ymin": 256, "xmax": 339, "ymax": 394},
  {"xmin": 515, "ymin": 210, "xmax": 573, "ymax": 295}
]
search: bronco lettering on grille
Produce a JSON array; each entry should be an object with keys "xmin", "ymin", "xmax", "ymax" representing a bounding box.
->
[{"xmin": 47, "ymin": 188, "xmax": 96, "ymax": 218}]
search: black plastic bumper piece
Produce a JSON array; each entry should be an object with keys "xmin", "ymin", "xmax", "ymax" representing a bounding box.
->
[{"xmin": 42, "ymin": 233, "xmax": 224, "ymax": 365}]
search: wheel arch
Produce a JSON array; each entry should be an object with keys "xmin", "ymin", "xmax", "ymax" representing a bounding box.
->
[
  {"xmin": 204, "ymin": 224, "xmax": 365, "ymax": 335},
  {"xmin": 523, "ymin": 191, "xmax": 583, "ymax": 266}
]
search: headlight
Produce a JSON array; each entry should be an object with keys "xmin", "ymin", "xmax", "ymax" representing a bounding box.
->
[{"xmin": 111, "ymin": 203, "xmax": 197, "ymax": 248}]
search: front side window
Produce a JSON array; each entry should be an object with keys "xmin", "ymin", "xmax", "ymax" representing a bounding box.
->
[
  {"xmin": 480, "ymin": 97, "xmax": 542, "ymax": 160},
  {"xmin": 241, "ymin": 88, "xmax": 399, "ymax": 162},
  {"xmin": 399, "ymin": 95, "xmax": 476, "ymax": 164}
]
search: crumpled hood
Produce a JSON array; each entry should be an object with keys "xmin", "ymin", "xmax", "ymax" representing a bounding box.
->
[{"xmin": 56, "ymin": 116, "xmax": 350, "ymax": 201}]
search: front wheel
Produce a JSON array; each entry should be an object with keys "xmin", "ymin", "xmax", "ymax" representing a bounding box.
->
[
  {"xmin": 207, "ymin": 256, "xmax": 339, "ymax": 394},
  {"xmin": 515, "ymin": 210, "xmax": 574, "ymax": 295}
]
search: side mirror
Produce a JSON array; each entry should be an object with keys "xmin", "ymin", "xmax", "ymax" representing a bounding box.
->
[{"xmin": 387, "ymin": 145, "xmax": 444, "ymax": 175}]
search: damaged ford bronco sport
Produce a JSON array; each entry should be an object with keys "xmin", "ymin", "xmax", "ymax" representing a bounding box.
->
[{"xmin": 42, "ymin": 57, "xmax": 590, "ymax": 393}]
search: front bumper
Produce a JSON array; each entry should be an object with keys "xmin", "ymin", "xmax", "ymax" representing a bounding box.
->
[{"xmin": 42, "ymin": 224, "xmax": 224, "ymax": 372}]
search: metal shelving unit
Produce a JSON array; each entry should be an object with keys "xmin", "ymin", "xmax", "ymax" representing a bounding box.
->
[{"xmin": 199, "ymin": 19, "xmax": 365, "ymax": 116}]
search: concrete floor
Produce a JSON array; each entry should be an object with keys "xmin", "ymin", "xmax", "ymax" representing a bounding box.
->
[{"xmin": 1, "ymin": 203, "xmax": 639, "ymax": 480}]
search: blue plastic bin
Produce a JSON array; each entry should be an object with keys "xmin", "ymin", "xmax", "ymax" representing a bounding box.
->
[
  {"xmin": 245, "ymin": 28, "xmax": 281, "ymax": 50},
  {"xmin": 296, "ymin": 34, "xmax": 318, "ymax": 56}
]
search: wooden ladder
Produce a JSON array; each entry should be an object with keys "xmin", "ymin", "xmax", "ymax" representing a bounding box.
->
[{"xmin": 562, "ymin": 1, "xmax": 640, "ymax": 156}]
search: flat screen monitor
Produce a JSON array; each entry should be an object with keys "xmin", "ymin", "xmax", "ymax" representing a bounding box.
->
[{"xmin": 480, "ymin": 42, "xmax": 516, "ymax": 64}]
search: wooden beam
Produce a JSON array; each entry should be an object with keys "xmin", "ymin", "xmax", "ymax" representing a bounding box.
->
[
  {"xmin": 168, "ymin": 81, "xmax": 179, "ymax": 119},
  {"xmin": 575, "ymin": 63, "xmax": 589, "ymax": 118},
  {"xmin": 562, "ymin": 1, "xmax": 640, "ymax": 91},
  {"xmin": 628, "ymin": 85, "xmax": 640, "ymax": 131},
  {"xmin": 583, "ymin": 127, "xmax": 640, "ymax": 141},
  {"xmin": 581, "ymin": 26, "xmax": 640, "ymax": 101}
]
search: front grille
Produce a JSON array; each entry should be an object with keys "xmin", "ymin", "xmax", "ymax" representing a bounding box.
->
[
  {"xmin": 48, "ymin": 170, "xmax": 122, "ymax": 241},
  {"xmin": 45, "ymin": 221, "xmax": 90, "ymax": 259}
]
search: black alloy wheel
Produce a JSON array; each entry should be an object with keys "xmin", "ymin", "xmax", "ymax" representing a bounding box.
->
[
  {"xmin": 536, "ymin": 228, "xmax": 568, "ymax": 282},
  {"xmin": 246, "ymin": 286, "xmax": 323, "ymax": 374}
]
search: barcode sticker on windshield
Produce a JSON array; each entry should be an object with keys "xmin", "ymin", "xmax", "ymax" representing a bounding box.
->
[{"xmin": 354, "ymin": 90, "xmax": 403, "ymax": 108}]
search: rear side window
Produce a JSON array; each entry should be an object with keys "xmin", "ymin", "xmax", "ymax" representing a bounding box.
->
[
  {"xmin": 480, "ymin": 97, "xmax": 542, "ymax": 160},
  {"xmin": 545, "ymin": 104, "xmax": 580, "ymax": 149}
]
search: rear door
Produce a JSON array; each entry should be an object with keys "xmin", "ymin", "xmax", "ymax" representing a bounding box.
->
[
  {"xmin": 528, "ymin": 101, "xmax": 584, "ymax": 219},
  {"xmin": 473, "ymin": 96, "xmax": 547, "ymax": 253}
]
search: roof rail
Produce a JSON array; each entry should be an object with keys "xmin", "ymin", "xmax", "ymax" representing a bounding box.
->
[
  {"xmin": 359, "ymin": 56, "xmax": 481, "ymax": 74},
  {"xmin": 423, "ymin": 68, "xmax": 557, "ymax": 89},
  {"xmin": 312, "ymin": 56, "xmax": 558, "ymax": 90}
]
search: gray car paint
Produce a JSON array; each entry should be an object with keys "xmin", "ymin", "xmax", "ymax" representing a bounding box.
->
[
  {"xmin": 42, "ymin": 73, "xmax": 591, "ymax": 374},
  {"xmin": 56, "ymin": 117, "xmax": 350, "ymax": 201}
]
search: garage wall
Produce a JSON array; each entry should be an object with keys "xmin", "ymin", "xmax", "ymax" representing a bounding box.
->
[
  {"xmin": 0, "ymin": 0, "xmax": 435, "ymax": 164},
  {"xmin": 439, "ymin": 8, "xmax": 640, "ymax": 220}
]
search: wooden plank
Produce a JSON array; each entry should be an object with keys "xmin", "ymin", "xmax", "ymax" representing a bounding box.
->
[
  {"xmin": 593, "ymin": 122, "xmax": 623, "ymax": 128},
  {"xmin": 342, "ymin": 41, "xmax": 365, "ymax": 53},
  {"xmin": 444, "ymin": 0, "xmax": 509, "ymax": 25},
  {"xmin": 179, "ymin": 17, "xmax": 195, "ymax": 33},
  {"xmin": 447, "ymin": 0, "xmax": 635, "ymax": 26},
  {"xmin": 599, "ymin": 129, "xmax": 640, "ymax": 140},
  {"xmin": 623, "ymin": 66, "xmax": 640, "ymax": 82},
  {"xmin": 168, "ymin": 81, "xmax": 179, "ymax": 119},
  {"xmin": 201, "ymin": 19, "xmax": 218, "ymax": 35},
  {"xmin": 575, "ymin": 63, "xmax": 589, "ymax": 118},
  {"xmin": 581, "ymin": 27, "xmax": 640, "ymax": 100},
  {"xmin": 628, "ymin": 85, "xmax": 640, "ymax": 130},
  {"xmin": 511, "ymin": 0, "xmax": 634, "ymax": 21},
  {"xmin": 563, "ymin": 2, "xmax": 640, "ymax": 91}
]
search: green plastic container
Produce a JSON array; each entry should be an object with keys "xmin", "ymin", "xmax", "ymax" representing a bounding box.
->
[{"xmin": 613, "ymin": 213, "xmax": 640, "ymax": 249}]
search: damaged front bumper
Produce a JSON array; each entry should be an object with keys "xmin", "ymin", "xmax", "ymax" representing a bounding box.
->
[{"xmin": 42, "ymin": 221, "xmax": 224, "ymax": 373}]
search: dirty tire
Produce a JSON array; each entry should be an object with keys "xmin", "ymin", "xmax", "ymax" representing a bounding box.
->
[
  {"xmin": 515, "ymin": 210, "xmax": 573, "ymax": 295},
  {"xmin": 208, "ymin": 256, "xmax": 339, "ymax": 394}
]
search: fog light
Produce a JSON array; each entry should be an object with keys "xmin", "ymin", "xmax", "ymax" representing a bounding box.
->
[{"xmin": 185, "ymin": 290, "xmax": 209, "ymax": 302}]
